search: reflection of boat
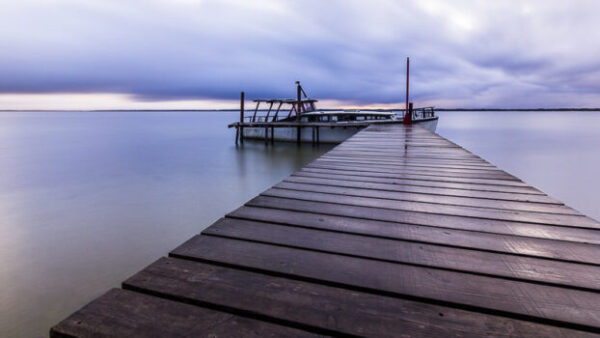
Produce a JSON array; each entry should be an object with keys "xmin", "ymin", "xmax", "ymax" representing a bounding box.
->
[{"xmin": 229, "ymin": 81, "xmax": 438, "ymax": 144}]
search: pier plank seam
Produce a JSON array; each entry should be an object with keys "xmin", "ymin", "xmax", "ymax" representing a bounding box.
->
[{"xmin": 52, "ymin": 124, "xmax": 600, "ymax": 337}]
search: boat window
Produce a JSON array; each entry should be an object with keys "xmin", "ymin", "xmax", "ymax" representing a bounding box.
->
[
  {"xmin": 331, "ymin": 115, "xmax": 338, "ymax": 121},
  {"xmin": 356, "ymin": 116, "xmax": 365, "ymax": 121},
  {"xmin": 303, "ymin": 102, "xmax": 315, "ymax": 112}
]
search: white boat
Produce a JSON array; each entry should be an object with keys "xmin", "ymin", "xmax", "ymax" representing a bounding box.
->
[{"xmin": 229, "ymin": 82, "xmax": 438, "ymax": 144}]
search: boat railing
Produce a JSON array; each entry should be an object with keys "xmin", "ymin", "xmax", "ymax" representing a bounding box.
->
[
  {"xmin": 240, "ymin": 97, "xmax": 316, "ymax": 124},
  {"xmin": 410, "ymin": 106, "xmax": 435, "ymax": 120}
]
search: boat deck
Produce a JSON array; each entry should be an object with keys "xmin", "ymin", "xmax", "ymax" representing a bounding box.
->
[{"xmin": 51, "ymin": 124, "xmax": 600, "ymax": 337}]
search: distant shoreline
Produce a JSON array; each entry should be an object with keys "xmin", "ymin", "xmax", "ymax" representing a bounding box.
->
[{"xmin": 1, "ymin": 108, "xmax": 600, "ymax": 112}]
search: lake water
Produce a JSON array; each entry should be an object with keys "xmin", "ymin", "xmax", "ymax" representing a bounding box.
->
[{"xmin": 0, "ymin": 110, "xmax": 598, "ymax": 337}]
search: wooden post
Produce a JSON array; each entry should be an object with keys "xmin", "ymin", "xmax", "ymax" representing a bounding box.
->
[
  {"xmin": 240, "ymin": 91, "xmax": 245, "ymax": 144},
  {"xmin": 408, "ymin": 102, "xmax": 413, "ymax": 124},
  {"xmin": 264, "ymin": 125, "xmax": 268, "ymax": 144},
  {"xmin": 297, "ymin": 82, "xmax": 302, "ymax": 144},
  {"xmin": 316, "ymin": 126, "xmax": 320, "ymax": 144},
  {"xmin": 403, "ymin": 57, "xmax": 411, "ymax": 125},
  {"xmin": 235, "ymin": 125, "xmax": 239, "ymax": 145}
]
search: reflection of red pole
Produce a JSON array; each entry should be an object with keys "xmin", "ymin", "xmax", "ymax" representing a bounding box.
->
[{"xmin": 403, "ymin": 57, "xmax": 411, "ymax": 124}]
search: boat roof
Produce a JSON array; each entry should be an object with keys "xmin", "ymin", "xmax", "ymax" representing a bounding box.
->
[
  {"xmin": 253, "ymin": 98, "xmax": 318, "ymax": 103},
  {"xmin": 302, "ymin": 110, "xmax": 395, "ymax": 116}
]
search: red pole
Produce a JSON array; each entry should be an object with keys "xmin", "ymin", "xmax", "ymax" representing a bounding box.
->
[{"xmin": 403, "ymin": 57, "xmax": 411, "ymax": 125}]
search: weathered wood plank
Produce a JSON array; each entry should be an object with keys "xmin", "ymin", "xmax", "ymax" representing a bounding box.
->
[
  {"xmin": 50, "ymin": 289, "xmax": 316, "ymax": 338},
  {"xmin": 284, "ymin": 175, "xmax": 560, "ymax": 204},
  {"xmin": 307, "ymin": 163, "xmax": 518, "ymax": 181},
  {"xmin": 246, "ymin": 196, "xmax": 600, "ymax": 244},
  {"xmin": 301, "ymin": 167, "xmax": 533, "ymax": 188},
  {"xmin": 227, "ymin": 206, "xmax": 600, "ymax": 264},
  {"xmin": 203, "ymin": 218, "xmax": 600, "ymax": 290},
  {"xmin": 323, "ymin": 150, "xmax": 495, "ymax": 162},
  {"xmin": 322, "ymin": 152, "xmax": 486, "ymax": 162},
  {"xmin": 261, "ymin": 188, "xmax": 599, "ymax": 229},
  {"xmin": 330, "ymin": 148, "xmax": 481, "ymax": 156},
  {"xmin": 293, "ymin": 171, "xmax": 544, "ymax": 195},
  {"xmin": 313, "ymin": 152, "xmax": 489, "ymax": 163},
  {"xmin": 274, "ymin": 181, "xmax": 576, "ymax": 214},
  {"xmin": 315, "ymin": 157, "xmax": 506, "ymax": 171},
  {"xmin": 171, "ymin": 235, "xmax": 600, "ymax": 331},
  {"xmin": 124, "ymin": 257, "xmax": 594, "ymax": 338}
]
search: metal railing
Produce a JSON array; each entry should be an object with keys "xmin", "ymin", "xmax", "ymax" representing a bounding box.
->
[{"xmin": 411, "ymin": 106, "xmax": 435, "ymax": 120}]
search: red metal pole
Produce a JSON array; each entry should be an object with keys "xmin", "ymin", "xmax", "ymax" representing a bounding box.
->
[{"xmin": 403, "ymin": 57, "xmax": 411, "ymax": 125}]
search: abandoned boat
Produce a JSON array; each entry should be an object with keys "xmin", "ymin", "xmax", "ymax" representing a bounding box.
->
[{"xmin": 229, "ymin": 81, "xmax": 438, "ymax": 144}]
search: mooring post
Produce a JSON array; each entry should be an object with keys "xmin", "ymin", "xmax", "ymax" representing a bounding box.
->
[
  {"xmin": 264, "ymin": 125, "xmax": 268, "ymax": 145},
  {"xmin": 403, "ymin": 57, "xmax": 412, "ymax": 125},
  {"xmin": 240, "ymin": 91, "xmax": 245, "ymax": 144},
  {"xmin": 296, "ymin": 82, "xmax": 302, "ymax": 144}
]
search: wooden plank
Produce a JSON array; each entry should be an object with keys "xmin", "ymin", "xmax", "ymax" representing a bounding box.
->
[
  {"xmin": 317, "ymin": 156, "xmax": 504, "ymax": 171},
  {"xmin": 324, "ymin": 151, "xmax": 485, "ymax": 162},
  {"xmin": 246, "ymin": 196, "xmax": 600, "ymax": 244},
  {"xmin": 124, "ymin": 257, "xmax": 595, "ymax": 338},
  {"xmin": 336, "ymin": 147, "xmax": 470, "ymax": 153},
  {"xmin": 313, "ymin": 158, "xmax": 508, "ymax": 173},
  {"xmin": 284, "ymin": 175, "xmax": 560, "ymax": 204},
  {"xmin": 320, "ymin": 154, "xmax": 497, "ymax": 168},
  {"xmin": 171, "ymin": 235, "xmax": 600, "ymax": 332},
  {"xmin": 313, "ymin": 152, "xmax": 489, "ymax": 163},
  {"xmin": 274, "ymin": 181, "xmax": 576, "ymax": 215},
  {"xmin": 340, "ymin": 141, "xmax": 459, "ymax": 147},
  {"xmin": 261, "ymin": 188, "xmax": 599, "ymax": 229},
  {"xmin": 301, "ymin": 167, "xmax": 533, "ymax": 188},
  {"xmin": 293, "ymin": 171, "xmax": 544, "ymax": 195},
  {"xmin": 332, "ymin": 146, "xmax": 478, "ymax": 153},
  {"xmin": 203, "ymin": 218, "xmax": 600, "ymax": 290},
  {"xmin": 50, "ymin": 289, "xmax": 315, "ymax": 338},
  {"xmin": 340, "ymin": 138, "xmax": 462, "ymax": 144},
  {"xmin": 339, "ymin": 143, "xmax": 460, "ymax": 149},
  {"xmin": 227, "ymin": 206, "xmax": 600, "ymax": 264},
  {"xmin": 306, "ymin": 163, "xmax": 519, "ymax": 181}
]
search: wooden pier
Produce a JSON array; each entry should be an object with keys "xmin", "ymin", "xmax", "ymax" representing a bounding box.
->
[{"xmin": 52, "ymin": 124, "xmax": 600, "ymax": 337}]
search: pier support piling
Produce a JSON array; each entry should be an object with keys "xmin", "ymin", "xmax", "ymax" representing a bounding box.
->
[{"xmin": 240, "ymin": 92, "xmax": 245, "ymax": 144}]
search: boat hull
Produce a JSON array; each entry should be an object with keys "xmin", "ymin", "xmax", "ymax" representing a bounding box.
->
[{"xmin": 242, "ymin": 118, "xmax": 438, "ymax": 143}]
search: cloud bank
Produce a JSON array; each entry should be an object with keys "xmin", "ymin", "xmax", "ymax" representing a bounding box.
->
[{"xmin": 1, "ymin": 0, "xmax": 599, "ymax": 108}]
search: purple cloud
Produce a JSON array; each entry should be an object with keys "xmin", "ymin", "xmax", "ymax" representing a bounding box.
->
[{"xmin": 1, "ymin": 0, "xmax": 599, "ymax": 108}]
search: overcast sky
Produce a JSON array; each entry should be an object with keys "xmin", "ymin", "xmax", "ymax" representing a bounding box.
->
[{"xmin": 1, "ymin": 0, "xmax": 599, "ymax": 109}]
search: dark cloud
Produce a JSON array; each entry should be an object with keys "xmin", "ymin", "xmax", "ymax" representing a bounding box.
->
[{"xmin": 1, "ymin": 0, "xmax": 599, "ymax": 107}]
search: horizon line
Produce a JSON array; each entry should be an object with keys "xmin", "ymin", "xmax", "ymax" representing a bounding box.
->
[{"xmin": 1, "ymin": 107, "xmax": 600, "ymax": 112}]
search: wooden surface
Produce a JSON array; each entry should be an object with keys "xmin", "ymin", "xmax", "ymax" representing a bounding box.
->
[{"xmin": 52, "ymin": 124, "xmax": 600, "ymax": 337}]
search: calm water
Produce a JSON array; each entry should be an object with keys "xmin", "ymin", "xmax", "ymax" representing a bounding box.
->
[
  {"xmin": 0, "ymin": 110, "xmax": 599, "ymax": 337},
  {"xmin": 0, "ymin": 111, "xmax": 334, "ymax": 338},
  {"xmin": 436, "ymin": 111, "xmax": 600, "ymax": 221}
]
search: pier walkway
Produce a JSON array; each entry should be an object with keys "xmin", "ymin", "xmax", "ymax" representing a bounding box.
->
[{"xmin": 52, "ymin": 124, "xmax": 600, "ymax": 337}]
